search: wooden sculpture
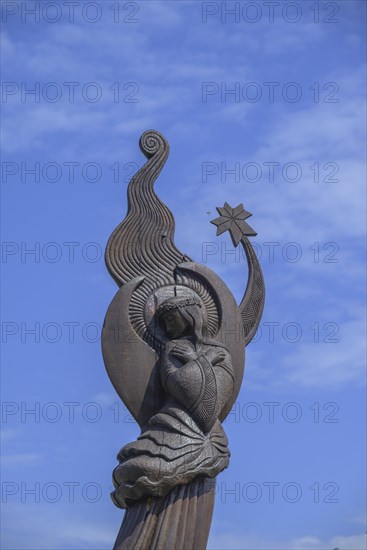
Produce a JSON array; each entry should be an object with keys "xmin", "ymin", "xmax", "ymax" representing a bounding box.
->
[{"xmin": 102, "ymin": 130, "xmax": 265, "ymax": 549}]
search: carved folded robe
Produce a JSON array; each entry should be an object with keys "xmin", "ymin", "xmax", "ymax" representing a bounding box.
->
[{"xmin": 112, "ymin": 340, "xmax": 234, "ymax": 508}]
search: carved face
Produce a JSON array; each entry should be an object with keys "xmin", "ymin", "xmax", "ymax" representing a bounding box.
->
[{"xmin": 160, "ymin": 309, "xmax": 190, "ymax": 339}]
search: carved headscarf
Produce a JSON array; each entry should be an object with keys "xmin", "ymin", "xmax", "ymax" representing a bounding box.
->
[{"xmin": 157, "ymin": 295, "xmax": 207, "ymax": 343}]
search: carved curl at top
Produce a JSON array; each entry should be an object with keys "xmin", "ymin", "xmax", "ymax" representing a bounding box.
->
[{"xmin": 139, "ymin": 129, "xmax": 168, "ymax": 159}]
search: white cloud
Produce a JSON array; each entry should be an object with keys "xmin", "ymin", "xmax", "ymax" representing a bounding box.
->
[
  {"xmin": 1, "ymin": 453, "xmax": 43, "ymax": 467},
  {"xmin": 281, "ymin": 309, "xmax": 366, "ymax": 388},
  {"xmin": 1, "ymin": 503, "xmax": 116, "ymax": 549},
  {"xmin": 208, "ymin": 531, "xmax": 367, "ymax": 550},
  {"xmin": 243, "ymin": 297, "xmax": 366, "ymax": 391},
  {"xmin": 0, "ymin": 428, "xmax": 20, "ymax": 442},
  {"xmin": 92, "ymin": 392, "xmax": 117, "ymax": 406}
]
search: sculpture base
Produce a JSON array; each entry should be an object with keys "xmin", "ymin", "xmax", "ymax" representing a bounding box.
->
[{"xmin": 113, "ymin": 477, "xmax": 216, "ymax": 550}]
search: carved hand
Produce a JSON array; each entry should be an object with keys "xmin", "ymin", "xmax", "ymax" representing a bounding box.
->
[
  {"xmin": 166, "ymin": 340, "xmax": 196, "ymax": 365},
  {"xmin": 204, "ymin": 347, "xmax": 226, "ymax": 366}
]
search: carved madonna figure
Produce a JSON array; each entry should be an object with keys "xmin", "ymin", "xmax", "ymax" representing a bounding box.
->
[
  {"xmin": 112, "ymin": 294, "xmax": 233, "ymax": 507},
  {"xmin": 102, "ymin": 130, "xmax": 265, "ymax": 549}
]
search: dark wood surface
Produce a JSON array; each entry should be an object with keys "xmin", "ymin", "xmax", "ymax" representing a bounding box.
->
[{"xmin": 102, "ymin": 130, "xmax": 265, "ymax": 549}]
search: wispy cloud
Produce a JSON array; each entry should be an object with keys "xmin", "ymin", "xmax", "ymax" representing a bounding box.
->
[
  {"xmin": 1, "ymin": 453, "xmax": 43, "ymax": 467},
  {"xmin": 2, "ymin": 503, "xmax": 115, "ymax": 549},
  {"xmin": 209, "ymin": 531, "xmax": 367, "ymax": 550}
]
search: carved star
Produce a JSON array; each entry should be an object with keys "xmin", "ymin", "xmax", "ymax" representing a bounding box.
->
[{"xmin": 211, "ymin": 202, "xmax": 257, "ymax": 247}]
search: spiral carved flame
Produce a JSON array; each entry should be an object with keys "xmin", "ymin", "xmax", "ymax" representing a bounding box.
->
[
  {"xmin": 105, "ymin": 130, "xmax": 264, "ymax": 348},
  {"xmin": 105, "ymin": 130, "xmax": 220, "ymax": 347}
]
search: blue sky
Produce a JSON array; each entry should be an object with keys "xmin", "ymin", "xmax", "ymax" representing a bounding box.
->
[{"xmin": 1, "ymin": 1, "xmax": 366, "ymax": 549}]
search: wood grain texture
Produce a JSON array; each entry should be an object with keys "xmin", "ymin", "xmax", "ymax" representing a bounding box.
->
[{"xmin": 102, "ymin": 130, "xmax": 265, "ymax": 549}]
